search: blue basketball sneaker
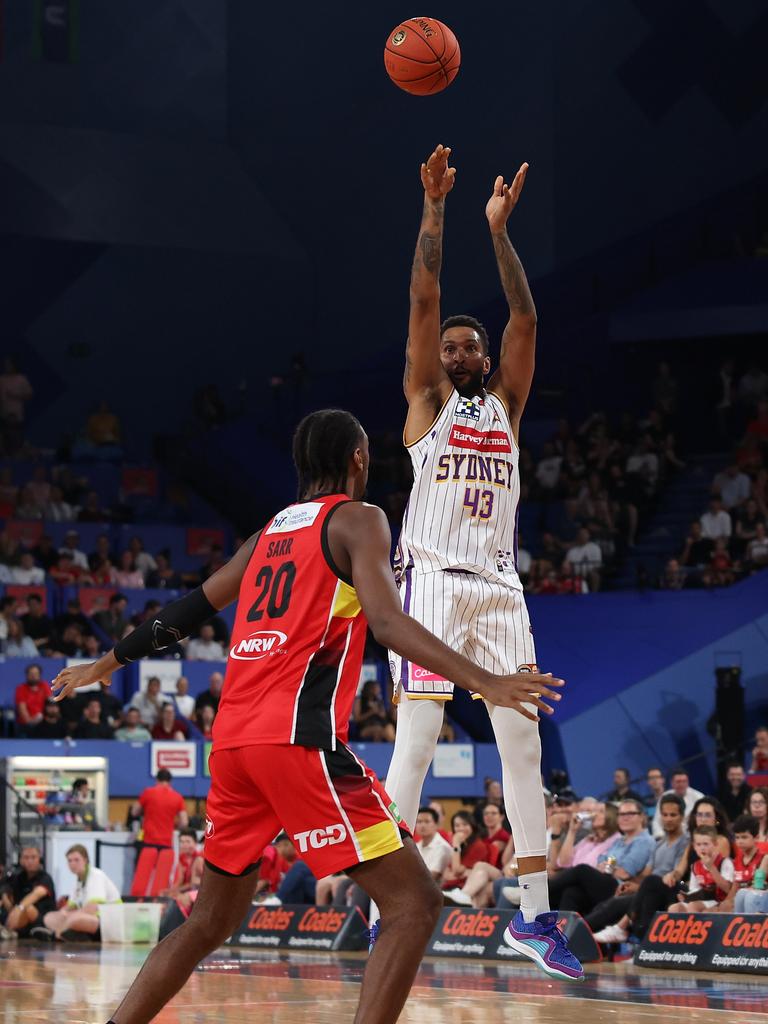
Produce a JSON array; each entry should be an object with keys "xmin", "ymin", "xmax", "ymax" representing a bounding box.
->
[
  {"xmin": 367, "ymin": 918, "xmax": 381, "ymax": 953},
  {"xmin": 503, "ymin": 911, "xmax": 584, "ymax": 981}
]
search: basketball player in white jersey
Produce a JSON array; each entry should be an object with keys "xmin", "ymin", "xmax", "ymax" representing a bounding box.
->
[{"xmin": 383, "ymin": 144, "xmax": 583, "ymax": 980}]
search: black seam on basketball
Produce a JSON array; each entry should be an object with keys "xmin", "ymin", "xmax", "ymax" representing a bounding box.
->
[
  {"xmin": 393, "ymin": 65, "xmax": 450, "ymax": 86},
  {"xmin": 442, "ymin": 40, "xmax": 459, "ymax": 66},
  {"xmin": 414, "ymin": 20, "xmax": 446, "ymax": 61},
  {"xmin": 385, "ymin": 45, "xmax": 444, "ymax": 66}
]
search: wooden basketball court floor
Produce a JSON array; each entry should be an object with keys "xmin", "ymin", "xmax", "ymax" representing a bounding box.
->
[{"xmin": 2, "ymin": 942, "xmax": 767, "ymax": 1023}]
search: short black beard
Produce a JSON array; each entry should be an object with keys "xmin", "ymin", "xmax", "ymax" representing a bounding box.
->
[{"xmin": 453, "ymin": 372, "xmax": 486, "ymax": 399}]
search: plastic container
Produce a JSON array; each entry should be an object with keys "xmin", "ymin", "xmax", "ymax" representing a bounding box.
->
[
  {"xmin": 100, "ymin": 903, "xmax": 162, "ymax": 944},
  {"xmin": 754, "ymin": 869, "xmax": 766, "ymax": 891}
]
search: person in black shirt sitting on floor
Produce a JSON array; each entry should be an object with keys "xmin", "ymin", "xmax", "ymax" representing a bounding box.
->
[{"xmin": 0, "ymin": 847, "xmax": 56, "ymax": 940}]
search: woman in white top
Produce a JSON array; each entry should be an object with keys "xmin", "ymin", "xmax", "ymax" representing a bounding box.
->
[{"xmin": 43, "ymin": 844, "xmax": 120, "ymax": 940}]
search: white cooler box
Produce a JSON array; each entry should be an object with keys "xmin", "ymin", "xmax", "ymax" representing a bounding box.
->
[{"xmin": 100, "ymin": 902, "xmax": 162, "ymax": 944}]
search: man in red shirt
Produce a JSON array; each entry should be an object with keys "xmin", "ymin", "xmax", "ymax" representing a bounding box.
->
[
  {"xmin": 15, "ymin": 664, "xmax": 52, "ymax": 735},
  {"xmin": 132, "ymin": 770, "xmax": 188, "ymax": 848}
]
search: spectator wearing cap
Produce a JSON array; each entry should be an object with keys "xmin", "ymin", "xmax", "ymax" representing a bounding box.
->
[
  {"xmin": 93, "ymin": 593, "xmax": 128, "ymax": 643},
  {"xmin": 130, "ymin": 770, "xmax": 188, "ymax": 850},
  {"xmin": 59, "ymin": 530, "xmax": 89, "ymax": 570},
  {"xmin": 15, "ymin": 664, "xmax": 52, "ymax": 735}
]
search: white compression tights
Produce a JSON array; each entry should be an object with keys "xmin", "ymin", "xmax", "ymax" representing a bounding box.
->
[{"xmin": 384, "ymin": 697, "xmax": 547, "ymax": 859}]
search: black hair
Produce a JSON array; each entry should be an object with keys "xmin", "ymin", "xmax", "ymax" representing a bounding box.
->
[
  {"xmin": 659, "ymin": 793, "xmax": 686, "ymax": 815},
  {"xmin": 179, "ymin": 827, "xmax": 198, "ymax": 841},
  {"xmin": 440, "ymin": 314, "xmax": 489, "ymax": 355},
  {"xmin": 670, "ymin": 767, "xmax": 689, "ymax": 779},
  {"xmin": 732, "ymin": 814, "xmax": 760, "ymax": 837},
  {"xmin": 417, "ymin": 806, "xmax": 439, "ymax": 823},
  {"xmin": 615, "ymin": 767, "xmax": 630, "ymax": 781},
  {"xmin": 156, "ymin": 769, "xmax": 172, "ymax": 782},
  {"xmin": 292, "ymin": 409, "xmax": 365, "ymax": 499},
  {"xmin": 72, "ymin": 778, "xmax": 89, "ymax": 791}
]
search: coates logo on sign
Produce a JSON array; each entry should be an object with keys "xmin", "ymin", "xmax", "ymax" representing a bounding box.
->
[
  {"xmin": 293, "ymin": 824, "xmax": 347, "ymax": 853},
  {"xmin": 248, "ymin": 906, "xmax": 296, "ymax": 931},
  {"xmin": 230, "ymin": 630, "xmax": 287, "ymax": 661},
  {"xmin": 412, "ymin": 664, "xmax": 447, "ymax": 684},
  {"xmin": 205, "ymin": 815, "xmax": 215, "ymax": 838},
  {"xmin": 157, "ymin": 748, "xmax": 193, "ymax": 771},
  {"xmin": 297, "ymin": 907, "xmax": 347, "ymax": 933},
  {"xmin": 449, "ymin": 425, "xmax": 511, "ymax": 453},
  {"xmin": 441, "ymin": 909, "xmax": 500, "ymax": 938}
]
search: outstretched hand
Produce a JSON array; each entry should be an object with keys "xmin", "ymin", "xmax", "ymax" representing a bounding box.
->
[
  {"xmin": 421, "ymin": 143, "xmax": 456, "ymax": 201},
  {"xmin": 477, "ymin": 671, "xmax": 563, "ymax": 721},
  {"xmin": 485, "ymin": 162, "xmax": 529, "ymax": 232},
  {"xmin": 52, "ymin": 660, "xmax": 114, "ymax": 702}
]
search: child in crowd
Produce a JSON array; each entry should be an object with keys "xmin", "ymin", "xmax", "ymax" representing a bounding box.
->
[{"xmin": 668, "ymin": 826, "xmax": 734, "ymax": 913}]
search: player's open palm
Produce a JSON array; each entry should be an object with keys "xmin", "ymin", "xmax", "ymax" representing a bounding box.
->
[
  {"xmin": 485, "ymin": 162, "xmax": 529, "ymax": 232},
  {"xmin": 421, "ymin": 143, "xmax": 456, "ymax": 200},
  {"xmin": 52, "ymin": 661, "xmax": 114, "ymax": 702},
  {"xmin": 480, "ymin": 671, "xmax": 563, "ymax": 720}
]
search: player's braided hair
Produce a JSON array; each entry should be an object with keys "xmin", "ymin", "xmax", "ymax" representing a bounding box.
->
[
  {"xmin": 441, "ymin": 314, "xmax": 489, "ymax": 354},
  {"xmin": 292, "ymin": 409, "xmax": 364, "ymax": 499}
]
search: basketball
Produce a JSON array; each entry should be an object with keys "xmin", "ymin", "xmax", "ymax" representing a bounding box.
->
[{"xmin": 384, "ymin": 17, "xmax": 460, "ymax": 96}]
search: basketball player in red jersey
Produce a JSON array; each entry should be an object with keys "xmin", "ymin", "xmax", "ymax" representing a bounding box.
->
[{"xmin": 52, "ymin": 409, "xmax": 564, "ymax": 1024}]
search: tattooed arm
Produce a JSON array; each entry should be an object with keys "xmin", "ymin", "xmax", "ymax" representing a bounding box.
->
[
  {"xmin": 404, "ymin": 144, "xmax": 455, "ymax": 444},
  {"xmin": 485, "ymin": 164, "xmax": 537, "ymax": 440}
]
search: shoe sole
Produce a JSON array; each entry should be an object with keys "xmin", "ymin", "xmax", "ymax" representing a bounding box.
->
[{"xmin": 503, "ymin": 928, "xmax": 584, "ymax": 982}]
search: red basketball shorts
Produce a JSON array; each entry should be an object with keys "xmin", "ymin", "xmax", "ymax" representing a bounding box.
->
[{"xmin": 204, "ymin": 743, "xmax": 408, "ymax": 877}]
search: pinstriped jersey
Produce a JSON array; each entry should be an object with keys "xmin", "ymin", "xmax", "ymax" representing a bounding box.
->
[
  {"xmin": 213, "ymin": 494, "xmax": 368, "ymax": 752},
  {"xmin": 396, "ymin": 389, "xmax": 523, "ymax": 589}
]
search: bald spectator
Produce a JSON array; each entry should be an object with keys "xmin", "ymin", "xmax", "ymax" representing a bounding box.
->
[
  {"xmin": 15, "ymin": 664, "xmax": 52, "ymax": 736},
  {"xmin": 194, "ymin": 672, "xmax": 223, "ymax": 715}
]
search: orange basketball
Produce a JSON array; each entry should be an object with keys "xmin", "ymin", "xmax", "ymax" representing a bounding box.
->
[{"xmin": 384, "ymin": 17, "xmax": 461, "ymax": 96}]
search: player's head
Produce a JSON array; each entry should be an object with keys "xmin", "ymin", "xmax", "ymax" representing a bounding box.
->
[
  {"xmin": 293, "ymin": 409, "xmax": 368, "ymax": 500},
  {"xmin": 440, "ymin": 315, "xmax": 491, "ymax": 397}
]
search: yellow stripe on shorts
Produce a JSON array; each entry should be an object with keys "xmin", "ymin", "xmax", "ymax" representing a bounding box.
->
[{"xmin": 356, "ymin": 819, "xmax": 403, "ymax": 861}]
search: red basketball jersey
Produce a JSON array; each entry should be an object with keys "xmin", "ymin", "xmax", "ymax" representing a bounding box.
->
[{"xmin": 212, "ymin": 494, "xmax": 368, "ymax": 752}]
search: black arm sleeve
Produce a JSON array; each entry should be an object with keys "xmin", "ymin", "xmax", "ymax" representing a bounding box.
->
[{"xmin": 113, "ymin": 587, "xmax": 217, "ymax": 665}]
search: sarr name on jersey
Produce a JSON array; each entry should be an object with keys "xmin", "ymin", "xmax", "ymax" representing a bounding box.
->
[
  {"xmin": 230, "ymin": 630, "xmax": 288, "ymax": 661},
  {"xmin": 292, "ymin": 824, "xmax": 347, "ymax": 853}
]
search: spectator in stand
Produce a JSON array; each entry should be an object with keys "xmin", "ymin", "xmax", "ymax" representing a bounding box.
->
[
  {"xmin": 130, "ymin": 676, "xmax": 164, "ymax": 729},
  {"xmin": 33, "ymin": 534, "xmax": 59, "ymax": 572},
  {"xmin": 481, "ymin": 802, "xmax": 511, "ymax": 860},
  {"xmin": 0, "ymin": 355, "xmax": 32, "ymax": 442},
  {"xmin": 652, "ymin": 769, "xmax": 704, "ymax": 838},
  {"xmin": 29, "ymin": 700, "xmax": 67, "ymax": 739},
  {"xmin": 90, "ymin": 557, "xmax": 116, "ymax": 587},
  {"xmin": 25, "ymin": 465, "xmax": 50, "ymax": 506},
  {"xmin": 44, "ymin": 485, "xmax": 75, "ymax": 522},
  {"xmin": 88, "ymin": 533, "xmax": 116, "ymax": 572},
  {"xmin": 644, "ymin": 767, "xmax": 667, "ymax": 812},
  {"xmin": 712, "ymin": 463, "xmax": 751, "ymax": 511},
  {"xmin": 157, "ymin": 829, "xmax": 206, "ymax": 938},
  {"xmin": 588, "ymin": 794, "xmax": 689, "ymax": 943},
  {"xmin": 679, "ymin": 520, "xmax": 713, "ymax": 571},
  {"xmin": 112, "ymin": 550, "xmax": 145, "ymax": 589},
  {"xmin": 15, "ymin": 484, "xmax": 45, "ymax": 519},
  {"xmin": 353, "ymin": 680, "xmax": 396, "ymax": 742},
  {"xmin": 548, "ymin": 799, "xmax": 655, "ymax": 916},
  {"xmin": 78, "ymin": 490, "xmax": 111, "ymax": 523},
  {"xmin": 734, "ymin": 498, "xmax": 764, "ymax": 554},
  {"xmin": 74, "ymin": 698, "xmax": 115, "ymax": 739},
  {"xmin": 93, "ymin": 594, "xmax": 128, "ymax": 643},
  {"xmin": 746, "ymin": 523, "xmax": 768, "ymax": 570},
  {"xmin": 667, "ymin": 825, "xmax": 735, "ymax": 913},
  {"xmin": 50, "ymin": 552, "xmax": 94, "ymax": 587},
  {"xmin": 173, "ymin": 676, "xmax": 195, "ymax": 719},
  {"xmin": 605, "ymin": 768, "xmax": 645, "ymax": 804},
  {"xmin": 151, "ymin": 702, "xmax": 190, "ymax": 742},
  {"xmin": 5, "ymin": 617, "xmax": 40, "ymax": 657},
  {"xmin": 200, "ymin": 544, "xmax": 227, "ymax": 583},
  {"xmin": 0, "ymin": 846, "xmax": 56, "ymax": 941},
  {"xmin": 564, "ymin": 527, "xmax": 602, "ymax": 591},
  {"xmin": 53, "ymin": 598, "xmax": 92, "ymax": 645},
  {"xmin": 719, "ymin": 763, "xmax": 752, "ymax": 824},
  {"xmin": 130, "ymin": 769, "xmax": 188, "ymax": 849},
  {"xmin": 748, "ymin": 787, "xmax": 768, "ymax": 842},
  {"xmin": 82, "ymin": 634, "xmax": 104, "ymax": 659},
  {"xmin": 659, "ymin": 558, "xmax": 687, "ymax": 590},
  {"xmin": 21, "ymin": 594, "xmax": 53, "ymax": 651},
  {"xmin": 254, "ymin": 833, "xmax": 296, "ymax": 898},
  {"xmin": 414, "ymin": 807, "xmax": 453, "ymax": 882},
  {"xmin": 552, "ymin": 803, "xmax": 621, "ymax": 882},
  {"xmin": 441, "ymin": 811, "xmax": 493, "ymax": 894},
  {"xmin": 751, "ymin": 727, "xmax": 768, "ymax": 773},
  {"xmin": 59, "ymin": 530, "xmax": 89, "ymax": 570},
  {"xmin": 700, "ymin": 497, "xmax": 732, "ymax": 541},
  {"xmin": 625, "ymin": 435, "xmax": 659, "ymax": 498},
  {"xmin": 185, "ymin": 623, "xmax": 225, "ymax": 661},
  {"xmin": 703, "ymin": 538, "xmax": 737, "ymax": 588},
  {"xmin": 15, "ymin": 664, "xmax": 52, "ymax": 735},
  {"xmin": 49, "ymin": 623, "xmax": 88, "ymax": 658},
  {"xmin": 128, "ymin": 536, "xmax": 157, "ymax": 581},
  {"xmin": 194, "ymin": 672, "xmax": 224, "ymax": 716},
  {"xmin": 84, "ymin": 680, "xmax": 122, "ymax": 730},
  {"xmin": 9, "ymin": 551, "xmax": 45, "ymax": 585},
  {"xmin": 40, "ymin": 844, "xmax": 120, "ymax": 941},
  {"xmin": 0, "ymin": 595, "xmax": 16, "ymax": 642},
  {"xmin": 535, "ymin": 442, "xmax": 563, "ymax": 499},
  {"xmin": 146, "ymin": 551, "xmax": 183, "ymax": 590},
  {"xmin": 115, "ymin": 708, "xmax": 152, "ymax": 743},
  {"xmin": 715, "ymin": 815, "xmax": 767, "ymax": 914},
  {"xmin": 196, "ymin": 705, "xmax": 216, "ymax": 740},
  {"xmin": 86, "ymin": 400, "xmax": 121, "ymax": 447}
]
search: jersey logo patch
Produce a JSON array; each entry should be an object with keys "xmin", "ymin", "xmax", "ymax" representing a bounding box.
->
[
  {"xmin": 266, "ymin": 503, "xmax": 323, "ymax": 535},
  {"xmin": 449, "ymin": 424, "xmax": 512, "ymax": 453},
  {"xmin": 230, "ymin": 630, "xmax": 288, "ymax": 660},
  {"xmin": 455, "ymin": 398, "xmax": 481, "ymax": 420}
]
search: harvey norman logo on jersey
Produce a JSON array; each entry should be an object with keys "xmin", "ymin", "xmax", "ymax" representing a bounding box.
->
[
  {"xmin": 230, "ymin": 630, "xmax": 288, "ymax": 660},
  {"xmin": 449, "ymin": 424, "xmax": 511, "ymax": 453}
]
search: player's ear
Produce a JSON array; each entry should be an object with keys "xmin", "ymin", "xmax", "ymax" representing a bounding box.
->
[
  {"xmin": 483, "ymin": 355, "xmax": 491, "ymax": 375},
  {"xmin": 352, "ymin": 448, "xmax": 364, "ymax": 472}
]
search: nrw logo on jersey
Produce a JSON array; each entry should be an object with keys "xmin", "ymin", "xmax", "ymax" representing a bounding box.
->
[
  {"xmin": 230, "ymin": 630, "xmax": 288, "ymax": 661},
  {"xmin": 292, "ymin": 824, "xmax": 347, "ymax": 853},
  {"xmin": 449, "ymin": 424, "xmax": 511, "ymax": 453}
]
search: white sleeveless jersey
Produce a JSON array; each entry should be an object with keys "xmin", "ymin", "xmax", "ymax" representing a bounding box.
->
[{"xmin": 396, "ymin": 389, "xmax": 523, "ymax": 589}]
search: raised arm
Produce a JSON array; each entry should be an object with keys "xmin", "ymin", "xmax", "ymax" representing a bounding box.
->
[
  {"xmin": 51, "ymin": 532, "xmax": 261, "ymax": 700},
  {"xmin": 485, "ymin": 164, "xmax": 537, "ymax": 440},
  {"xmin": 403, "ymin": 144, "xmax": 455, "ymax": 444}
]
